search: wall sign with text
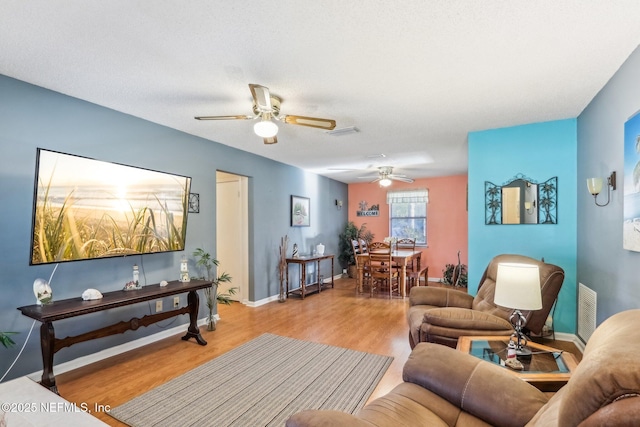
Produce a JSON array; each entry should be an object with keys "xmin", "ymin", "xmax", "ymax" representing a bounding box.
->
[{"xmin": 356, "ymin": 201, "xmax": 379, "ymax": 217}]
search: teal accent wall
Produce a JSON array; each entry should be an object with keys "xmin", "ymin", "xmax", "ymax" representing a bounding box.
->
[{"xmin": 468, "ymin": 119, "xmax": 577, "ymax": 333}]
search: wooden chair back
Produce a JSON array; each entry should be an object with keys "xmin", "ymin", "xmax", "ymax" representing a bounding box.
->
[
  {"xmin": 368, "ymin": 249, "xmax": 400, "ymax": 297},
  {"xmin": 369, "ymin": 241, "xmax": 391, "ymax": 253},
  {"xmin": 396, "ymin": 238, "xmax": 416, "ymax": 251}
]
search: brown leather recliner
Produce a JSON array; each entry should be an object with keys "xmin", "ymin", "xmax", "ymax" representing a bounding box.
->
[
  {"xmin": 286, "ymin": 309, "xmax": 640, "ymax": 427},
  {"xmin": 407, "ymin": 254, "xmax": 564, "ymax": 349}
]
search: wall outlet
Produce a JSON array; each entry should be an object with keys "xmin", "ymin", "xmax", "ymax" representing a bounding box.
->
[
  {"xmin": 155, "ymin": 300, "xmax": 163, "ymax": 312},
  {"xmin": 173, "ymin": 296, "xmax": 180, "ymax": 308}
]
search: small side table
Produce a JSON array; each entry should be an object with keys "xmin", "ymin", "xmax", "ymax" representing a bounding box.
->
[
  {"xmin": 457, "ymin": 336, "xmax": 579, "ymax": 392},
  {"xmin": 286, "ymin": 254, "xmax": 334, "ymax": 299}
]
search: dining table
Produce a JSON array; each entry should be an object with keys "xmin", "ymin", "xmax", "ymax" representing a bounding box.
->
[{"xmin": 356, "ymin": 249, "xmax": 422, "ymax": 297}]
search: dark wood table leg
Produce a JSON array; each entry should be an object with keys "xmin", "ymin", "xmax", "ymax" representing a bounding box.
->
[
  {"xmin": 40, "ymin": 321, "xmax": 59, "ymax": 394},
  {"xmin": 330, "ymin": 257, "xmax": 334, "ymax": 288},
  {"xmin": 301, "ymin": 264, "xmax": 306, "ymax": 299},
  {"xmin": 181, "ymin": 290, "xmax": 207, "ymax": 346},
  {"xmin": 317, "ymin": 259, "xmax": 321, "ymax": 293}
]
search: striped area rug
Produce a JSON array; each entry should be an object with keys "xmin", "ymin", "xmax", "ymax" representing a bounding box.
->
[{"xmin": 109, "ymin": 333, "xmax": 393, "ymax": 427}]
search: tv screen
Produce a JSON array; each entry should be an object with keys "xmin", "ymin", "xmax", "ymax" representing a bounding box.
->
[{"xmin": 30, "ymin": 149, "xmax": 191, "ymax": 265}]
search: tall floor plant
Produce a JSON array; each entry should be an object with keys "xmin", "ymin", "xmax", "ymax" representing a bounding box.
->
[{"xmin": 192, "ymin": 248, "xmax": 236, "ymax": 331}]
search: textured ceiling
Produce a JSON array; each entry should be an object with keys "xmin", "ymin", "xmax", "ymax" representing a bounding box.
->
[{"xmin": 2, "ymin": 1, "xmax": 640, "ymax": 183}]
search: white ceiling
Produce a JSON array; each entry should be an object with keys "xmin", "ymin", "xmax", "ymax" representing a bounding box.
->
[{"xmin": 2, "ymin": 1, "xmax": 640, "ymax": 184}]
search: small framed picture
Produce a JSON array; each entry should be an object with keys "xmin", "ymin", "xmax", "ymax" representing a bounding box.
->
[
  {"xmin": 189, "ymin": 193, "xmax": 200, "ymax": 213},
  {"xmin": 291, "ymin": 195, "xmax": 310, "ymax": 227}
]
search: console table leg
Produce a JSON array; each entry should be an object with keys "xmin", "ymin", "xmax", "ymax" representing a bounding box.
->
[
  {"xmin": 40, "ymin": 322, "xmax": 59, "ymax": 394},
  {"xmin": 181, "ymin": 290, "xmax": 207, "ymax": 346}
]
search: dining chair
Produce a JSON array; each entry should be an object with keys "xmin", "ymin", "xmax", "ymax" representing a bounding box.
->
[
  {"xmin": 358, "ymin": 238, "xmax": 369, "ymax": 254},
  {"xmin": 395, "ymin": 238, "xmax": 417, "ymax": 270},
  {"xmin": 368, "ymin": 245, "xmax": 400, "ymax": 297},
  {"xmin": 351, "ymin": 239, "xmax": 371, "ymax": 292}
]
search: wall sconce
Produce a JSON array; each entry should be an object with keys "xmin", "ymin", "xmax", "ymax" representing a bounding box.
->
[
  {"xmin": 524, "ymin": 200, "xmax": 536, "ymax": 214},
  {"xmin": 586, "ymin": 171, "xmax": 616, "ymax": 207},
  {"xmin": 335, "ymin": 199, "xmax": 343, "ymax": 210}
]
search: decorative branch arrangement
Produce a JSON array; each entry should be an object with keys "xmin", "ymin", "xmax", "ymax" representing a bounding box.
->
[{"xmin": 278, "ymin": 235, "xmax": 289, "ymax": 302}]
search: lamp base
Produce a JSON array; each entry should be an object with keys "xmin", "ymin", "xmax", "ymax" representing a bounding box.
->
[
  {"xmin": 515, "ymin": 345, "xmax": 532, "ymax": 358},
  {"xmin": 509, "ymin": 309, "xmax": 533, "ymax": 358}
]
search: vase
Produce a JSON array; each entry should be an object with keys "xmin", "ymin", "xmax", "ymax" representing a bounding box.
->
[{"xmin": 207, "ymin": 319, "xmax": 216, "ymax": 331}]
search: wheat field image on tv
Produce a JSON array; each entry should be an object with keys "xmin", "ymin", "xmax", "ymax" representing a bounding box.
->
[{"xmin": 31, "ymin": 150, "xmax": 190, "ymax": 265}]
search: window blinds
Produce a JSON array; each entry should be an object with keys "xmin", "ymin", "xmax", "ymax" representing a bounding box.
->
[{"xmin": 386, "ymin": 188, "xmax": 429, "ymax": 204}]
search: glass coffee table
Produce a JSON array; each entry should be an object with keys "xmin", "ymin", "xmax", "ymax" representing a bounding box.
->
[{"xmin": 457, "ymin": 336, "xmax": 579, "ymax": 391}]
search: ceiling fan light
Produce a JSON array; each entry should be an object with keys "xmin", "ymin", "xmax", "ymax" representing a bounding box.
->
[
  {"xmin": 254, "ymin": 119, "xmax": 278, "ymax": 138},
  {"xmin": 379, "ymin": 177, "xmax": 392, "ymax": 187}
]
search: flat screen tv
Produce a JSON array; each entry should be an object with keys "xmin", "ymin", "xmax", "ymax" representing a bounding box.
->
[{"xmin": 30, "ymin": 148, "xmax": 191, "ymax": 265}]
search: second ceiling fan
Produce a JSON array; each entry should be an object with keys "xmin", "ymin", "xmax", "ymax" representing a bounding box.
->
[
  {"xmin": 195, "ymin": 84, "xmax": 336, "ymax": 144},
  {"xmin": 360, "ymin": 166, "xmax": 414, "ymax": 186}
]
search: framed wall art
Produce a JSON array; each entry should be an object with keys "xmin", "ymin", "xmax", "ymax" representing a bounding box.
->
[
  {"xmin": 291, "ymin": 195, "xmax": 310, "ymax": 227},
  {"xmin": 624, "ymin": 111, "xmax": 640, "ymax": 252}
]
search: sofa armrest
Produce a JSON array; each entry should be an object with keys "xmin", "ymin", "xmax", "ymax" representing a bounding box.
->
[
  {"xmin": 404, "ymin": 343, "xmax": 548, "ymax": 427},
  {"xmin": 409, "ymin": 286, "xmax": 474, "ymax": 308},
  {"xmin": 423, "ymin": 307, "xmax": 514, "ymax": 332},
  {"xmin": 286, "ymin": 410, "xmax": 372, "ymax": 427}
]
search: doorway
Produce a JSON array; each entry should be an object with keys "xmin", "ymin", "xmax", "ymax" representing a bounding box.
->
[{"xmin": 216, "ymin": 171, "xmax": 249, "ymax": 303}]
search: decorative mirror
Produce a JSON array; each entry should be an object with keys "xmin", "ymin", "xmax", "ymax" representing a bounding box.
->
[{"xmin": 485, "ymin": 174, "xmax": 557, "ymax": 225}]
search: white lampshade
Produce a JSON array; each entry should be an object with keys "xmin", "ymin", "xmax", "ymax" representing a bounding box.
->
[
  {"xmin": 494, "ymin": 263, "xmax": 542, "ymax": 310},
  {"xmin": 586, "ymin": 178, "xmax": 603, "ymax": 195},
  {"xmin": 254, "ymin": 119, "xmax": 278, "ymax": 138},
  {"xmin": 379, "ymin": 177, "xmax": 392, "ymax": 187}
]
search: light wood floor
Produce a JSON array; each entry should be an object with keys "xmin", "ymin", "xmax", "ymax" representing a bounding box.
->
[{"xmin": 55, "ymin": 277, "xmax": 581, "ymax": 426}]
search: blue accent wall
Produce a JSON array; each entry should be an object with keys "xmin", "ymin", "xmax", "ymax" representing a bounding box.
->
[
  {"xmin": 0, "ymin": 75, "xmax": 347, "ymax": 380},
  {"xmin": 468, "ymin": 119, "xmax": 577, "ymax": 333},
  {"xmin": 577, "ymin": 45, "xmax": 640, "ymax": 327}
]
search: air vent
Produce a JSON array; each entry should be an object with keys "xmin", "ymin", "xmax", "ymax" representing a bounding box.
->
[
  {"xmin": 326, "ymin": 126, "xmax": 359, "ymax": 136},
  {"xmin": 578, "ymin": 283, "xmax": 597, "ymax": 342}
]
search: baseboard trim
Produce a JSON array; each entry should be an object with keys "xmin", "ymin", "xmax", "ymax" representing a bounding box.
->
[{"xmin": 246, "ymin": 274, "xmax": 344, "ymax": 307}]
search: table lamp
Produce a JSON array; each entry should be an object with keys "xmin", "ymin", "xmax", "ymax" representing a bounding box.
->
[{"xmin": 494, "ymin": 263, "xmax": 542, "ymax": 357}]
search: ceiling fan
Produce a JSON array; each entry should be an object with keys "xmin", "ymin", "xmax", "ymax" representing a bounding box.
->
[
  {"xmin": 195, "ymin": 84, "xmax": 337, "ymax": 144},
  {"xmin": 359, "ymin": 166, "xmax": 414, "ymax": 187}
]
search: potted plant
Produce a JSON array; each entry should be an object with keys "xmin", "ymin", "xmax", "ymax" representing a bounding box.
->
[
  {"xmin": 338, "ymin": 221, "xmax": 374, "ymax": 278},
  {"xmin": 441, "ymin": 250, "xmax": 468, "ymax": 288},
  {"xmin": 1, "ymin": 331, "xmax": 17, "ymax": 349},
  {"xmin": 192, "ymin": 248, "xmax": 237, "ymax": 331}
]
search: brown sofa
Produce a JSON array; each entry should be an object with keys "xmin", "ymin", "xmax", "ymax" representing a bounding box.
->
[
  {"xmin": 407, "ymin": 254, "xmax": 564, "ymax": 349},
  {"xmin": 286, "ymin": 309, "xmax": 640, "ymax": 427}
]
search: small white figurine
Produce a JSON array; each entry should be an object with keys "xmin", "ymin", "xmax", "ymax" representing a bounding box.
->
[
  {"xmin": 81, "ymin": 288, "xmax": 103, "ymax": 301},
  {"xmin": 33, "ymin": 278, "xmax": 52, "ymax": 305},
  {"xmin": 160, "ymin": 280, "xmax": 169, "ymax": 287}
]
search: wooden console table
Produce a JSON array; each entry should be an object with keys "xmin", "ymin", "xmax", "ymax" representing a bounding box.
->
[
  {"xmin": 286, "ymin": 254, "xmax": 334, "ymax": 299},
  {"xmin": 17, "ymin": 279, "xmax": 212, "ymax": 393}
]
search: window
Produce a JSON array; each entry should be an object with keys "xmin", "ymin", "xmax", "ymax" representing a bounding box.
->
[{"xmin": 387, "ymin": 189, "xmax": 428, "ymax": 245}]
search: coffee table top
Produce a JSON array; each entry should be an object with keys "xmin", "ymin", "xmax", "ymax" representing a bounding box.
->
[{"xmin": 457, "ymin": 336, "xmax": 579, "ymax": 391}]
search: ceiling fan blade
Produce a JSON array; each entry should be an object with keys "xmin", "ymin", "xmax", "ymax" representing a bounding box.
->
[
  {"xmin": 393, "ymin": 177, "xmax": 414, "ymax": 183},
  {"xmin": 388, "ymin": 173, "xmax": 408, "ymax": 178},
  {"xmin": 194, "ymin": 115, "xmax": 254, "ymax": 120},
  {"xmin": 263, "ymin": 135, "xmax": 278, "ymax": 144},
  {"xmin": 369, "ymin": 177, "xmax": 381, "ymax": 183},
  {"xmin": 282, "ymin": 115, "xmax": 336, "ymax": 130},
  {"xmin": 249, "ymin": 84, "xmax": 272, "ymax": 112}
]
